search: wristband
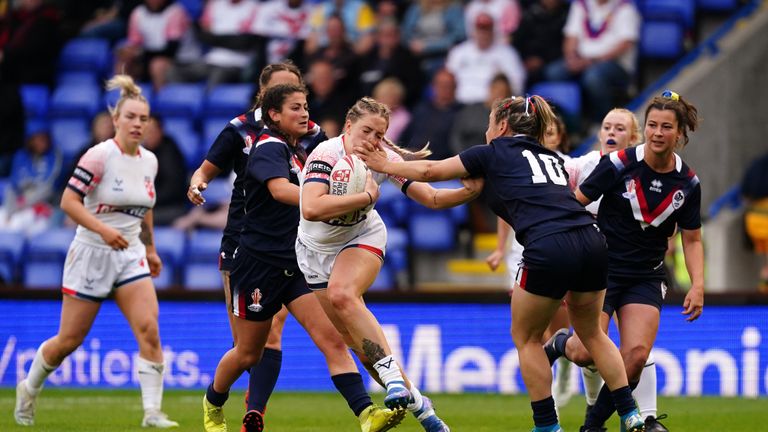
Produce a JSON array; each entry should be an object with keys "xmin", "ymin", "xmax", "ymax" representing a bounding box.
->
[{"xmin": 365, "ymin": 191, "xmax": 373, "ymax": 206}]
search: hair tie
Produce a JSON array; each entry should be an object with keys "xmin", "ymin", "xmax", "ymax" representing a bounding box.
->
[
  {"xmin": 502, "ymin": 98, "xmax": 514, "ymax": 110},
  {"xmin": 662, "ymin": 89, "xmax": 680, "ymax": 101},
  {"xmin": 524, "ymin": 96, "xmax": 531, "ymax": 116}
]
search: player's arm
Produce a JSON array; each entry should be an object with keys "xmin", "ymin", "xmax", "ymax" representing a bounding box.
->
[
  {"xmin": 141, "ymin": 209, "xmax": 162, "ymax": 277},
  {"xmin": 680, "ymin": 227, "xmax": 704, "ymax": 322},
  {"xmin": 574, "ymin": 187, "xmax": 594, "ymax": 206},
  {"xmin": 404, "ymin": 177, "xmax": 483, "ymax": 210},
  {"xmin": 266, "ymin": 177, "xmax": 300, "ymax": 206},
  {"xmin": 60, "ymin": 188, "xmax": 128, "ymax": 250},
  {"xmin": 357, "ymin": 144, "xmax": 470, "ymax": 182},
  {"xmin": 302, "ymin": 171, "xmax": 379, "ymax": 221},
  {"xmin": 486, "ymin": 217, "xmax": 511, "ymax": 271},
  {"xmin": 188, "ymin": 160, "xmax": 222, "ymax": 205}
]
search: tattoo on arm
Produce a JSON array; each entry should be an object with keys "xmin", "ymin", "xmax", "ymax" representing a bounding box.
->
[
  {"xmin": 362, "ymin": 338, "xmax": 387, "ymax": 363},
  {"xmin": 139, "ymin": 221, "xmax": 153, "ymax": 246}
]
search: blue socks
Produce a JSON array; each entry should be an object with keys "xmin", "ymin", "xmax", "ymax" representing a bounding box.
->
[
  {"xmin": 206, "ymin": 382, "xmax": 229, "ymax": 407},
  {"xmin": 332, "ymin": 372, "xmax": 373, "ymax": 417},
  {"xmin": 247, "ymin": 348, "xmax": 283, "ymax": 413},
  {"xmin": 531, "ymin": 396, "xmax": 559, "ymax": 430}
]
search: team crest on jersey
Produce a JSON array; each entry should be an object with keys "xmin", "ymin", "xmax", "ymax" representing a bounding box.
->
[
  {"xmin": 243, "ymin": 135, "xmax": 253, "ymax": 154},
  {"xmin": 144, "ymin": 176, "xmax": 155, "ymax": 199},
  {"xmin": 248, "ymin": 288, "xmax": 263, "ymax": 312},
  {"xmin": 622, "ymin": 178, "xmax": 637, "ymax": 199},
  {"xmin": 672, "ymin": 190, "xmax": 685, "ymax": 209},
  {"xmin": 332, "ymin": 169, "xmax": 351, "ymax": 183}
]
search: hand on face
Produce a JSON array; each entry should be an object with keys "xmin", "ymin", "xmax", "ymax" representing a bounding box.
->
[{"xmin": 354, "ymin": 141, "xmax": 388, "ymax": 172}]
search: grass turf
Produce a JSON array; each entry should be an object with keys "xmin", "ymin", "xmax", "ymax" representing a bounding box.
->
[{"xmin": 1, "ymin": 389, "xmax": 765, "ymax": 431}]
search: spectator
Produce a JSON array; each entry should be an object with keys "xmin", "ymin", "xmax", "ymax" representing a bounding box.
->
[
  {"xmin": 79, "ymin": 0, "xmax": 142, "ymax": 44},
  {"xmin": 445, "ymin": 12, "xmax": 525, "ymax": 104},
  {"xmin": 372, "ymin": 77, "xmax": 410, "ymax": 143},
  {"xmin": 464, "ymin": 0, "xmax": 521, "ymax": 43},
  {"xmin": 168, "ymin": 0, "xmax": 259, "ymax": 90},
  {"xmin": 399, "ymin": 68, "xmax": 462, "ymax": 160},
  {"xmin": 115, "ymin": 0, "xmax": 201, "ymax": 90},
  {"xmin": 741, "ymin": 152, "xmax": 768, "ymax": 292},
  {"xmin": 544, "ymin": 0, "xmax": 641, "ymax": 123},
  {"xmin": 358, "ymin": 17, "xmax": 423, "ymax": 108},
  {"xmin": 513, "ymin": 0, "xmax": 569, "ymax": 87},
  {"xmin": 141, "ymin": 116, "xmax": 188, "ymax": 225},
  {"xmin": 0, "ymin": 126, "xmax": 61, "ymax": 235},
  {"xmin": 306, "ymin": 14, "xmax": 360, "ymax": 95},
  {"xmin": 250, "ymin": 0, "xmax": 313, "ymax": 69},
  {"xmin": 306, "ymin": 58, "xmax": 355, "ymax": 128},
  {"xmin": 306, "ymin": 0, "xmax": 375, "ymax": 55},
  {"xmin": 0, "ymin": 0, "xmax": 63, "ymax": 87},
  {"xmin": 0, "ymin": 84, "xmax": 25, "ymax": 177},
  {"xmin": 401, "ymin": 0, "xmax": 465, "ymax": 77}
]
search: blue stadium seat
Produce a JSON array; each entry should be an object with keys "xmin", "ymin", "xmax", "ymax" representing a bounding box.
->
[
  {"xmin": 202, "ymin": 117, "xmax": 231, "ymax": 148},
  {"xmin": 58, "ymin": 38, "xmax": 112, "ymax": 77},
  {"xmin": 202, "ymin": 178, "xmax": 233, "ymax": 208},
  {"xmin": 408, "ymin": 212, "xmax": 456, "ymax": 252},
  {"xmin": 23, "ymin": 228, "xmax": 76, "ymax": 289},
  {"xmin": 205, "ymin": 84, "xmax": 255, "ymax": 118},
  {"xmin": 0, "ymin": 178, "xmax": 7, "ymax": 205},
  {"xmin": 153, "ymin": 227, "xmax": 186, "ymax": 289},
  {"xmin": 183, "ymin": 229, "xmax": 223, "ymax": 290},
  {"xmin": 178, "ymin": 0, "xmax": 204, "ymax": 19},
  {"xmin": 50, "ymin": 118, "xmax": 90, "ymax": 165},
  {"xmin": 25, "ymin": 118, "xmax": 49, "ymax": 139},
  {"xmin": 49, "ymin": 83, "xmax": 101, "ymax": 118},
  {"xmin": 104, "ymin": 82, "xmax": 153, "ymax": 108},
  {"xmin": 697, "ymin": 0, "xmax": 738, "ymax": 11},
  {"xmin": 369, "ymin": 264, "xmax": 394, "ymax": 291},
  {"xmin": 529, "ymin": 81, "xmax": 582, "ymax": 119},
  {"xmin": 376, "ymin": 181, "xmax": 408, "ymax": 227},
  {"xmin": 57, "ymin": 71, "xmax": 100, "ymax": 87},
  {"xmin": 432, "ymin": 180, "xmax": 469, "ymax": 226},
  {"xmin": 0, "ymin": 230, "xmax": 25, "ymax": 284},
  {"xmin": 162, "ymin": 117, "xmax": 202, "ymax": 169},
  {"xmin": 154, "ymin": 83, "xmax": 205, "ymax": 119},
  {"xmin": 20, "ymin": 85, "xmax": 50, "ymax": 119},
  {"xmin": 641, "ymin": 0, "xmax": 695, "ymax": 29},
  {"xmin": 640, "ymin": 20, "xmax": 686, "ymax": 59},
  {"xmin": 183, "ymin": 262, "xmax": 223, "ymax": 291}
]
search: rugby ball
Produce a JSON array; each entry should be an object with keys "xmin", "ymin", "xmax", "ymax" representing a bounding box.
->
[{"xmin": 329, "ymin": 154, "xmax": 371, "ymax": 225}]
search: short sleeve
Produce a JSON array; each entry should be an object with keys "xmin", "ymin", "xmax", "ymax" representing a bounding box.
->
[
  {"xmin": 249, "ymin": 141, "xmax": 290, "ymax": 184},
  {"xmin": 304, "ymin": 145, "xmax": 339, "ymax": 186},
  {"xmin": 579, "ymin": 154, "xmax": 620, "ymax": 202},
  {"xmin": 562, "ymin": 1, "xmax": 584, "ymax": 38},
  {"xmin": 677, "ymin": 182, "xmax": 702, "ymax": 230},
  {"xmin": 68, "ymin": 145, "xmax": 106, "ymax": 197},
  {"xmin": 205, "ymin": 127, "xmax": 241, "ymax": 171},
  {"xmin": 458, "ymin": 144, "xmax": 491, "ymax": 178}
]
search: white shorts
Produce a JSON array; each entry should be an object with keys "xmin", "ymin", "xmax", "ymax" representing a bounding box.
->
[
  {"xmin": 506, "ymin": 236, "xmax": 524, "ymax": 289},
  {"xmin": 296, "ymin": 221, "xmax": 386, "ymax": 289},
  {"xmin": 62, "ymin": 240, "xmax": 151, "ymax": 302}
]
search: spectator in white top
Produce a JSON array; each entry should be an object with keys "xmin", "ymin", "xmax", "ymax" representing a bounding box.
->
[
  {"xmin": 445, "ymin": 13, "xmax": 526, "ymax": 104},
  {"xmin": 544, "ymin": 0, "xmax": 641, "ymax": 123},
  {"xmin": 251, "ymin": 0, "xmax": 313, "ymax": 67},
  {"xmin": 464, "ymin": 0, "xmax": 521, "ymax": 43}
]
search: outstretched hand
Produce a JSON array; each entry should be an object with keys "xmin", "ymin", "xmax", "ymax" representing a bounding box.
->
[
  {"xmin": 187, "ymin": 182, "xmax": 207, "ymax": 206},
  {"xmin": 681, "ymin": 286, "xmax": 704, "ymax": 322},
  {"xmin": 354, "ymin": 141, "xmax": 388, "ymax": 172}
]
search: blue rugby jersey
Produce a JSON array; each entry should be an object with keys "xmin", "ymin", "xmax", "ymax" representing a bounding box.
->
[
  {"xmin": 459, "ymin": 135, "xmax": 595, "ymax": 247},
  {"xmin": 238, "ymin": 127, "xmax": 306, "ymax": 269},
  {"xmin": 580, "ymin": 144, "xmax": 701, "ymax": 277}
]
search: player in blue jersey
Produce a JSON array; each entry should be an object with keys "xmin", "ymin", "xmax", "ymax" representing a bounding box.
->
[
  {"xmin": 356, "ymin": 95, "xmax": 645, "ymax": 432},
  {"xmin": 545, "ymin": 91, "xmax": 704, "ymax": 432},
  {"xmin": 200, "ymin": 85, "xmax": 404, "ymax": 432}
]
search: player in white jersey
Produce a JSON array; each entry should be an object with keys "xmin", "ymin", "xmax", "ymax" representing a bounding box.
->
[
  {"xmin": 297, "ymin": 98, "xmax": 482, "ymax": 432},
  {"xmin": 15, "ymin": 75, "xmax": 178, "ymax": 429}
]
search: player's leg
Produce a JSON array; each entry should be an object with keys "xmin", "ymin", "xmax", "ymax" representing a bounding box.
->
[
  {"xmin": 245, "ymin": 306, "xmax": 287, "ymax": 417},
  {"xmin": 546, "ymin": 303, "xmax": 574, "ymax": 408},
  {"xmin": 115, "ymin": 276, "xmax": 178, "ymax": 428},
  {"xmin": 220, "ymin": 270, "xmax": 236, "ymax": 344},
  {"xmin": 634, "ymin": 350, "xmax": 668, "ymax": 431}
]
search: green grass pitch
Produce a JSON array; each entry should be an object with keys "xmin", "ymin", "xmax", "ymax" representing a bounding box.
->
[{"xmin": 1, "ymin": 389, "xmax": 765, "ymax": 431}]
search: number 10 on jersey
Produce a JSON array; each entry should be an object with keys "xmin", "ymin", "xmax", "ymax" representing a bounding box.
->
[{"xmin": 522, "ymin": 150, "xmax": 567, "ymax": 185}]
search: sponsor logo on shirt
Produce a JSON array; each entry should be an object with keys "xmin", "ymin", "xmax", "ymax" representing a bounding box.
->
[
  {"xmin": 95, "ymin": 204, "xmax": 149, "ymax": 218},
  {"xmin": 112, "ymin": 178, "xmax": 124, "ymax": 192},
  {"xmin": 650, "ymin": 179, "xmax": 663, "ymax": 193}
]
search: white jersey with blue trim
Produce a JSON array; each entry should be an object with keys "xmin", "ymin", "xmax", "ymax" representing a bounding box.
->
[
  {"xmin": 298, "ymin": 135, "xmax": 409, "ymax": 253},
  {"xmin": 67, "ymin": 139, "xmax": 157, "ymax": 247}
]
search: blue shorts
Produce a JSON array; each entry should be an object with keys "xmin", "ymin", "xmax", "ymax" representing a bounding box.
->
[
  {"xmin": 602, "ymin": 275, "xmax": 667, "ymax": 316},
  {"xmin": 229, "ymin": 249, "xmax": 310, "ymax": 321},
  {"xmin": 218, "ymin": 237, "xmax": 238, "ymax": 272},
  {"xmin": 517, "ymin": 224, "xmax": 608, "ymax": 300}
]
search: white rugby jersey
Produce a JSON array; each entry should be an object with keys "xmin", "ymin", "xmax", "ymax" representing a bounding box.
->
[
  {"xmin": 298, "ymin": 135, "xmax": 409, "ymax": 252},
  {"xmin": 67, "ymin": 140, "xmax": 158, "ymax": 247},
  {"xmin": 565, "ymin": 150, "xmax": 602, "ymax": 215}
]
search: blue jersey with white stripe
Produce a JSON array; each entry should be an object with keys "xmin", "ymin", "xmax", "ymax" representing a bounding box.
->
[
  {"xmin": 580, "ymin": 144, "xmax": 701, "ymax": 277},
  {"xmin": 239, "ymin": 127, "xmax": 307, "ymax": 269},
  {"xmin": 459, "ymin": 135, "xmax": 595, "ymax": 247}
]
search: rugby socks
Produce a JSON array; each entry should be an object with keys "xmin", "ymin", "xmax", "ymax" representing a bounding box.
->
[
  {"xmin": 373, "ymin": 355, "xmax": 407, "ymax": 393},
  {"xmin": 545, "ymin": 333, "xmax": 570, "ymax": 365},
  {"xmin": 137, "ymin": 357, "xmax": 165, "ymax": 413},
  {"xmin": 331, "ymin": 373, "xmax": 372, "ymax": 416},
  {"xmin": 26, "ymin": 342, "xmax": 57, "ymax": 395},
  {"xmin": 584, "ymin": 384, "xmax": 638, "ymax": 428},
  {"xmin": 531, "ymin": 396, "xmax": 559, "ymax": 429},
  {"xmin": 581, "ymin": 365, "xmax": 604, "ymax": 406},
  {"xmin": 206, "ymin": 382, "xmax": 230, "ymax": 407},
  {"xmin": 247, "ymin": 348, "xmax": 283, "ymax": 413},
  {"xmin": 406, "ymin": 384, "xmax": 425, "ymax": 412},
  {"xmin": 634, "ymin": 351, "xmax": 658, "ymax": 418}
]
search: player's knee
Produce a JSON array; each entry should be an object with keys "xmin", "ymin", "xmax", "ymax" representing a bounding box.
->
[
  {"xmin": 135, "ymin": 319, "xmax": 160, "ymax": 347},
  {"xmin": 326, "ymin": 284, "xmax": 357, "ymax": 313},
  {"xmin": 56, "ymin": 333, "xmax": 86, "ymax": 356},
  {"xmin": 622, "ymin": 345, "xmax": 649, "ymax": 379}
]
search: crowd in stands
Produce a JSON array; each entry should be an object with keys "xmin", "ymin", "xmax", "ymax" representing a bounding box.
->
[{"xmin": 1, "ymin": 0, "xmax": 737, "ymax": 288}]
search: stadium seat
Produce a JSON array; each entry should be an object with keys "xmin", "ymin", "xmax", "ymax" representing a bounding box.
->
[
  {"xmin": 641, "ymin": 0, "xmax": 696, "ymax": 29},
  {"xmin": 528, "ymin": 81, "xmax": 582, "ymax": 119},
  {"xmin": 202, "ymin": 117, "xmax": 231, "ymax": 148},
  {"xmin": 697, "ymin": 0, "xmax": 739, "ymax": 12},
  {"xmin": 640, "ymin": 20, "xmax": 686, "ymax": 59},
  {"xmin": 205, "ymin": 84, "xmax": 255, "ymax": 118},
  {"xmin": 153, "ymin": 227, "xmax": 186, "ymax": 289},
  {"xmin": 0, "ymin": 230, "xmax": 25, "ymax": 284},
  {"xmin": 162, "ymin": 117, "xmax": 202, "ymax": 169},
  {"xmin": 183, "ymin": 262, "xmax": 223, "ymax": 291},
  {"xmin": 183, "ymin": 229, "xmax": 223, "ymax": 290},
  {"xmin": 23, "ymin": 228, "xmax": 76, "ymax": 289},
  {"xmin": 49, "ymin": 83, "xmax": 101, "ymax": 118},
  {"xmin": 408, "ymin": 212, "xmax": 456, "ymax": 252},
  {"xmin": 202, "ymin": 178, "xmax": 233, "ymax": 208},
  {"xmin": 58, "ymin": 38, "xmax": 112, "ymax": 77},
  {"xmin": 154, "ymin": 83, "xmax": 205, "ymax": 119},
  {"xmin": 178, "ymin": 0, "xmax": 204, "ymax": 19},
  {"xmin": 369, "ymin": 264, "xmax": 394, "ymax": 291},
  {"xmin": 104, "ymin": 82, "xmax": 153, "ymax": 109},
  {"xmin": 50, "ymin": 118, "xmax": 90, "ymax": 165},
  {"xmin": 376, "ymin": 181, "xmax": 408, "ymax": 227},
  {"xmin": 20, "ymin": 85, "xmax": 50, "ymax": 119},
  {"xmin": 57, "ymin": 71, "xmax": 100, "ymax": 87},
  {"xmin": 432, "ymin": 180, "xmax": 469, "ymax": 226}
]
